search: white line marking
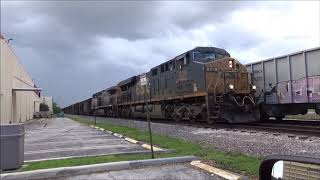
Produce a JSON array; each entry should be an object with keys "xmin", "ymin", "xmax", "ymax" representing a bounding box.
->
[
  {"xmin": 25, "ymin": 139, "xmax": 126, "ymax": 149},
  {"xmin": 25, "ymin": 135, "xmax": 106, "ymax": 143},
  {"xmin": 25, "ymin": 144, "xmax": 138, "ymax": 154},
  {"xmin": 24, "ymin": 150, "xmax": 150, "ymax": 163}
]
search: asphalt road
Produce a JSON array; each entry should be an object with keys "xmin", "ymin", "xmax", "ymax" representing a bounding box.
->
[{"xmin": 24, "ymin": 118, "xmax": 149, "ymax": 162}]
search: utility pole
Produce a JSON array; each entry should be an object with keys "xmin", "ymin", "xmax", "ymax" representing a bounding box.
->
[
  {"xmin": 94, "ymin": 110, "xmax": 97, "ymax": 126},
  {"xmin": 141, "ymin": 74, "xmax": 154, "ymax": 159}
]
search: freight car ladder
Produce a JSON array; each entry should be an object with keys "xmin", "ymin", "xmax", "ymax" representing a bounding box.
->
[{"xmin": 207, "ymin": 94, "xmax": 223, "ymax": 124}]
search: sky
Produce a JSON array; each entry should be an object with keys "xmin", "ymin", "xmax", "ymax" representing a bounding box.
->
[
  {"xmin": 1, "ymin": 1, "xmax": 320, "ymax": 107},
  {"xmin": 272, "ymin": 161, "xmax": 283, "ymax": 179}
]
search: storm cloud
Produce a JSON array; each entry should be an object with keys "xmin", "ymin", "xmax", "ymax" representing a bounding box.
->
[{"xmin": 1, "ymin": 1, "xmax": 319, "ymax": 107}]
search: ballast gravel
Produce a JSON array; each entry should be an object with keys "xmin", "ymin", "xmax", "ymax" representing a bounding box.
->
[{"xmin": 82, "ymin": 116, "xmax": 320, "ymax": 157}]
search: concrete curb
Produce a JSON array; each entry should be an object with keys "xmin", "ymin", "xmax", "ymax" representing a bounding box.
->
[
  {"xmin": 24, "ymin": 149, "xmax": 176, "ymax": 164},
  {"xmin": 190, "ymin": 160, "xmax": 248, "ymax": 180},
  {"xmin": 142, "ymin": 144, "xmax": 163, "ymax": 151},
  {"xmin": 1, "ymin": 156, "xmax": 199, "ymax": 180},
  {"xmin": 113, "ymin": 133, "xmax": 124, "ymax": 138},
  {"xmin": 124, "ymin": 137, "xmax": 138, "ymax": 144}
]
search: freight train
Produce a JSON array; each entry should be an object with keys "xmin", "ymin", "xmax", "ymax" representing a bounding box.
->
[
  {"xmin": 64, "ymin": 47, "xmax": 259, "ymax": 124},
  {"xmin": 63, "ymin": 46, "xmax": 320, "ymax": 123}
]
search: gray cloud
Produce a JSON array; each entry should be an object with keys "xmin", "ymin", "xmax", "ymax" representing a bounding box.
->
[
  {"xmin": 2, "ymin": 1, "xmax": 252, "ymax": 41},
  {"xmin": 210, "ymin": 24, "xmax": 267, "ymax": 51},
  {"xmin": 1, "ymin": 1, "xmax": 317, "ymax": 107}
]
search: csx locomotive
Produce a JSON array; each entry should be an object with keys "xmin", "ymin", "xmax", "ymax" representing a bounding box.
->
[{"xmin": 83, "ymin": 47, "xmax": 258, "ymax": 124}]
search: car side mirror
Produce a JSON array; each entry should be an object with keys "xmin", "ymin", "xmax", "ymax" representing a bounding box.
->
[{"xmin": 259, "ymin": 155, "xmax": 320, "ymax": 180}]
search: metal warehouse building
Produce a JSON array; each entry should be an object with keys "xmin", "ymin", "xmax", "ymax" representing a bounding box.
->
[{"xmin": 0, "ymin": 34, "xmax": 42, "ymax": 124}]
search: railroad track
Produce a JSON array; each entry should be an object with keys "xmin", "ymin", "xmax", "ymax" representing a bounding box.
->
[
  {"xmin": 226, "ymin": 123, "xmax": 320, "ymax": 137},
  {"xmin": 75, "ymin": 115, "xmax": 320, "ymax": 137},
  {"xmin": 176, "ymin": 121, "xmax": 320, "ymax": 137},
  {"xmin": 143, "ymin": 117, "xmax": 320, "ymax": 137}
]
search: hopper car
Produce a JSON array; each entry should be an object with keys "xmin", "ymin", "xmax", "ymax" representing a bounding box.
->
[{"xmin": 246, "ymin": 47, "xmax": 320, "ymax": 120}]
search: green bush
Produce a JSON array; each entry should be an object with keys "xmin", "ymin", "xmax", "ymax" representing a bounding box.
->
[
  {"xmin": 53, "ymin": 102, "xmax": 62, "ymax": 114},
  {"xmin": 40, "ymin": 103, "xmax": 49, "ymax": 111}
]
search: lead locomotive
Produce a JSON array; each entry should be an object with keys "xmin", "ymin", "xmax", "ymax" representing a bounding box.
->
[
  {"xmin": 64, "ymin": 47, "xmax": 261, "ymax": 124},
  {"xmin": 87, "ymin": 47, "xmax": 258, "ymax": 124}
]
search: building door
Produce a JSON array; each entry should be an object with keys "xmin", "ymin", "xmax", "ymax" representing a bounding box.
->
[{"xmin": 12, "ymin": 91, "xmax": 17, "ymax": 123}]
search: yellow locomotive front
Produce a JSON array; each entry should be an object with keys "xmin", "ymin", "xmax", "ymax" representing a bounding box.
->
[{"xmin": 204, "ymin": 57, "xmax": 258, "ymax": 123}]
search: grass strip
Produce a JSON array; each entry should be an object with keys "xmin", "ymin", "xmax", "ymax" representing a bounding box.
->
[
  {"xmin": 70, "ymin": 115, "xmax": 261, "ymax": 176},
  {"xmin": 23, "ymin": 115, "xmax": 261, "ymax": 177}
]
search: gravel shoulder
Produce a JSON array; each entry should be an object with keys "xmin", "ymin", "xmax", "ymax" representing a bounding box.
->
[{"xmin": 79, "ymin": 115, "xmax": 320, "ymax": 158}]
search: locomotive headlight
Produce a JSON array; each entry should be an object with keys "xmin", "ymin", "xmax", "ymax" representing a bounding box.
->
[
  {"xmin": 252, "ymin": 85, "xmax": 256, "ymax": 90},
  {"xmin": 228, "ymin": 60, "xmax": 233, "ymax": 68},
  {"xmin": 228, "ymin": 84, "xmax": 234, "ymax": 90}
]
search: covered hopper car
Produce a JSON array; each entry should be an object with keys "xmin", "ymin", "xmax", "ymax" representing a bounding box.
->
[{"xmin": 246, "ymin": 47, "xmax": 320, "ymax": 120}]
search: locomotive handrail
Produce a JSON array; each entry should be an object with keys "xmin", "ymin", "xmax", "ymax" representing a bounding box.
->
[
  {"xmin": 213, "ymin": 72, "xmax": 224, "ymax": 94},
  {"xmin": 206, "ymin": 71, "xmax": 222, "ymax": 93},
  {"xmin": 206, "ymin": 75, "xmax": 214, "ymax": 92},
  {"xmin": 232, "ymin": 95, "xmax": 255, "ymax": 107}
]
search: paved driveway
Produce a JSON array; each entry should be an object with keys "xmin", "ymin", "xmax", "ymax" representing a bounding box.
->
[
  {"xmin": 53, "ymin": 164, "xmax": 221, "ymax": 180},
  {"xmin": 24, "ymin": 118, "xmax": 148, "ymax": 162}
]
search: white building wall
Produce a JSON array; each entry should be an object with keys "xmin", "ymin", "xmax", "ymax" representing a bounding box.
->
[{"xmin": 0, "ymin": 35, "xmax": 41, "ymax": 124}]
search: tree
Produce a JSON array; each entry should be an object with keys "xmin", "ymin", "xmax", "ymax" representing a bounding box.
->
[
  {"xmin": 40, "ymin": 103, "xmax": 49, "ymax": 112},
  {"xmin": 53, "ymin": 102, "xmax": 62, "ymax": 114}
]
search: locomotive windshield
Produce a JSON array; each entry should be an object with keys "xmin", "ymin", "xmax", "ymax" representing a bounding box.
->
[
  {"xmin": 192, "ymin": 52, "xmax": 229, "ymax": 62},
  {"xmin": 193, "ymin": 52, "xmax": 216, "ymax": 62}
]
